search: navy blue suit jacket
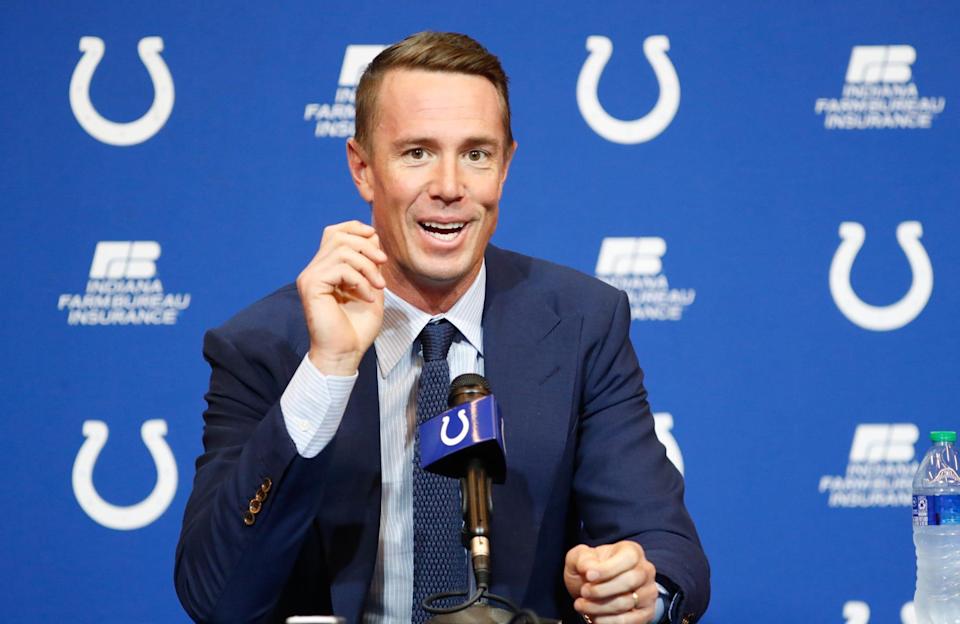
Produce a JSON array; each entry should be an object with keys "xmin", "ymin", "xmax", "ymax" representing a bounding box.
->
[{"xmin": 175, "ymin": 245, "xmax": 709, "ymax": 623}]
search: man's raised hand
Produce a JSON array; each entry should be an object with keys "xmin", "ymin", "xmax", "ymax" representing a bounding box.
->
[{"xmin": 296, "ymin": 220, "xmax": 387, "ymax": 376}]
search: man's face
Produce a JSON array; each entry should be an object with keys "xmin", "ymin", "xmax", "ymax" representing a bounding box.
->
[{"xmin": 349, "ymin": 69, "xmax": 514, "ymax": 303}]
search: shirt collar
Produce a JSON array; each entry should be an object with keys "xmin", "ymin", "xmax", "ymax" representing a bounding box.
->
[{"xmin": 374, "ymin": 262, "xmax": 486, "ymax": 377}]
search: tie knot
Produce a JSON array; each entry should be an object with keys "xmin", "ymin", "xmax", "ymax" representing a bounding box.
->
[{"xmin": 419, "ymin": 319, "xmax": 456, "ymax": 362}]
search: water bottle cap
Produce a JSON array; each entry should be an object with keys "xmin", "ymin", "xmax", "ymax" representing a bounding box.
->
[{"xmin": 930, "ymin": 431, "xmax": 957, "ymax": 443}]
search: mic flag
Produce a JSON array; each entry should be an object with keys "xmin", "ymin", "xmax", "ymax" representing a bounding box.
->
[{"xmin": 418, "ymin": 394, "xmax": 506, "ymax": 483}]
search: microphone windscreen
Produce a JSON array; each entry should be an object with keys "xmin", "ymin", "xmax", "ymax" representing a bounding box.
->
[{"xmin": 448, "ymin": 373, "xmax": 491, "ymax": 407}]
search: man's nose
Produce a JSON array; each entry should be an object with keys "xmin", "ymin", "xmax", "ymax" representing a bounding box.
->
[{"xmin": 429, "ymin": 156, "xmax": 465, "ymax": 204}]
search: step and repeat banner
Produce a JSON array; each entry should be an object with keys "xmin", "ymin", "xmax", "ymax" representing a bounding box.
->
[{"xmin": 2, "ymin": 2, "xmax": 957, "ymax": 622}]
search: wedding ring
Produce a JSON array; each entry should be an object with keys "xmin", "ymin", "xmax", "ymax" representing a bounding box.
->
[{"xmin": 632, "ymin": 590, "xmax": 640, "ymax": 610}]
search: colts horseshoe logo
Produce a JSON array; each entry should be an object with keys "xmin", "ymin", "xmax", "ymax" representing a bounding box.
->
[
  {"xmin": 576, "ymin": 35, "xmax": 680, "ymax": 144},
  {"xmin": 69, "ymin": 36, "xmax": 175, "ymax": 146},
  {"xmin": 653, "ymin": 412, "xmax": 684, "ymax": 476},
  {"xmin": 440, "ymin": 408, "xmax": 470, "ymax": 447},
  {"xmin": 829, "ymin": 221, "xmax": 933, "ymax": 331},
  {"xmin": 72, "ymin": 419, "xmax": 178, "ymax": 530}
]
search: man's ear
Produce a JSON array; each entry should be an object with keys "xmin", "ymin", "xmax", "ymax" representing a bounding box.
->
[{"xmin": 346, "ymin": 137, "xmax": 374, "ymax": 203}]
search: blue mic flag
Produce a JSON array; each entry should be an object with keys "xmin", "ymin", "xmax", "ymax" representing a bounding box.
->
[{"xmin": 419, "ymin": 394, "xmax": 506, "ymax": 483}]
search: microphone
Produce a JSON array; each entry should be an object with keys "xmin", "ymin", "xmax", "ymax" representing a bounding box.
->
[{"xmin": 418, "ymin": 373, "xmax": 505, "ymax": 588}]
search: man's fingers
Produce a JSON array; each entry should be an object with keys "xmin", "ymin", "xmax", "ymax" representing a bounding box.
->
[
  {"xmin": 578, "ymin": 542, "xmax": 643, "ymax": 582},
  {"xmin": 586, "ymin": 607, "xmax": 654, "ymax": 624},
  {"xmin": 575, "ymin": 591, "xmax": 635, "ymax": 616},
  {"xmin": 299, "ymin": 233, "xmax": 387, "ymax": 299},
  {"xmin": 333, "ymin": 247, "xmax": 385, "ymax": 289},
  {"xmin": 580, "ymin": 561, "xmax": 656, "ymax": 599},
  {"xmin": 320, "ymin": 220, "xmax": 377, "ymax": 242},
  {"xmin": 576, "ymin": 591, "xmax": 655, "ymax": 623},
  {"xmin": 575, "ymin": 554, "xmax": 603, "ymax": 582},
  {"xmin": 351, "ymin": 232, "xmax": 388, "ymax": 264},
  {"xmin": 585, "ymin": 578, "xmax": 658, "ymax": 609},
  {"xmin": 564, "ymin": 544, "xmax": 591, "ymax": 574},
  {"xmin": 565, "ymin": 543, "xmax": 659, "ymax": 624},
  {"xmin": 298, "ymin": 258, "xmax": 378, "ymax": 301},
  {"xmin": 322, "ymin": 264, "xmax": 378, "ymax": 303},
  {"xmin": 564, "ymin": 544, "xmax": 592, "ymax": 597},
  {"xmin": 317, "ymin": 230, "xmax": 387, "ymax": 264},
  {"xmin": 314, "ymin": 222, "xmax": 388, "ymax": 267}
]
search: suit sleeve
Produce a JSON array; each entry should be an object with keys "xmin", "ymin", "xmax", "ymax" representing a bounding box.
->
[
  {"xmin": 574, "ymin": 290, "xmax": 710, "ymax": 621},
  {"xmin": 174, "ymin": 325, "xmax": 337, "ymax": 623}
]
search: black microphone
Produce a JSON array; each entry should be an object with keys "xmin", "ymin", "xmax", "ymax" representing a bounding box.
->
[
  {"xmin": 420, "ymin": 377, "xmax": 556, "ymax": 623},
  {"xmin": 445, "ymin": 373, "xmax": 504, "ymax": 588}
]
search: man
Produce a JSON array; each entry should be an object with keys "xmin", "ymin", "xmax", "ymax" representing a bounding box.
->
[{"xmin": 175, "ymin": 32, "xmax": 709, "ymax": 624}]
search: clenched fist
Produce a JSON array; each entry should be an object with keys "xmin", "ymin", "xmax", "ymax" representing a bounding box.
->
[
  {"xmin": 564, "ymin": 541, "xmax": 659, "ymax": 623},
  {"xmin": 297, "ymin": 220, "xmax": 388, "ymax": 375}
]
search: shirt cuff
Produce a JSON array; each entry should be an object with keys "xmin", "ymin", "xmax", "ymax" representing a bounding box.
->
[
  {"xmin": 652, "ymin": 582, "xmax": 667, "ymax": 623},
  {"xmin": 280, "ymin": 354, "xmax": 357, "ymax": 458}
]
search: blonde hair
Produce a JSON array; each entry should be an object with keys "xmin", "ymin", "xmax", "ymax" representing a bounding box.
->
[{"xmin": 354, "ymin": 31, "xmax": 513, "ymax": 150}]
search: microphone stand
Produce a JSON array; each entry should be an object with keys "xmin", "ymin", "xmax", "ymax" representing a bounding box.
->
[
  {"xmin": 424, "ymin": 376, "xmax": 558, "ymax": 624},
  {"xmin": 426, "ymin": 458, "xmax": 517, "ymax": 624}
]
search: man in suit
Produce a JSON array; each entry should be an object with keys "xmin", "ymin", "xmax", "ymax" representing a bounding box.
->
[{"xmin": 175, "ymin": 32, "xmax": 709, "ymax": 624}]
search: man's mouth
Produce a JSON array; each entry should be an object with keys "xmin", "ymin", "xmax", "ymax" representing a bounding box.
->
[{"xmin": 419, "ymin": 221, "xmax": 466, "ymax": 242}]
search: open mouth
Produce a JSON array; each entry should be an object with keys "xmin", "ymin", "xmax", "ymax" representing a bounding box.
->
[{"xmin": 419, "ymin": 221, "xmax": 466, "ymax": 242}]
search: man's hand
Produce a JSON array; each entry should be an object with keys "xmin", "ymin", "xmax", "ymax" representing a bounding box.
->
[
  {"xmin": 564, "ymin": 541, "xmax": 659, "ymax": 623},
  {"xmin": 297, "ymin": 220, "xmax": 388, "ymax": 376}
]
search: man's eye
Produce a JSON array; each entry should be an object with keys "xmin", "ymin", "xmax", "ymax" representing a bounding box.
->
[
  {"xmin": 467, "ymin": 150, "xmax": 488, "ymax": 162},
  {"xmin": 408, "ymin": 148, "xmax": 425, "ymax": 160}
]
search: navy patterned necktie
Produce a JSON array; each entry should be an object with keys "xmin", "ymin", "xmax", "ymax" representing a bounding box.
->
[{"xmin": 412, "ymin": 319, "xmax": 466, "ymax": 623}]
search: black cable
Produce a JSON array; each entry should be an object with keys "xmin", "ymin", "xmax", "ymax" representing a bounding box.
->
[
  {"xmin": 422, "ymin": 584, "xmax": 487, "ymax": 614},
  {"xmin": 422, "ymin": 585, "xmax": 546, "ymax": 623},
  {"xmin": 479, "ymin": 590, "xmax": 519, "ymax": 612}
]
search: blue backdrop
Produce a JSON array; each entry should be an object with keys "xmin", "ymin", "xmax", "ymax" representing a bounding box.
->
[{"xmin": 2, "ymin": 2, "xmax": 957, "ymax": 622}]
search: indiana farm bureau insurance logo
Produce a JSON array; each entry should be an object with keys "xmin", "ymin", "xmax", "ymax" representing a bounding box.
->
[
  {"xmin": 814, "ymin": 45, "xmax": 946, "ymax": 130},
  {"xmin": 818, "ymin": 423, "xmax": 919, "ymax": 508},
  {"xmin": 303, "ymin": 44, "xmax": 385, "ymax": 138},
  {"xmin": 57, "ymin": 241, "xmax": 191, "ymax": 326},
  {"xmin": 595, "ymin": 237, "xmax": 695, "ymax": 321}
]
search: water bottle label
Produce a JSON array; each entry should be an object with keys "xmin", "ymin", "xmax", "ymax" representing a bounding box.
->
[{"xmin": 913, "ymin": 494, "xmax": 960, "ymax": 526}]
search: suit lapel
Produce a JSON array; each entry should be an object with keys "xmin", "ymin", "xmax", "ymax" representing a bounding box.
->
[{"xmin": 482, "ymin": 246, "xmax": 579, "ymax": 606}]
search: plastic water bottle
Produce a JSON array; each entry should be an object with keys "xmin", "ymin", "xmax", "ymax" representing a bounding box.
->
[{"xmin": 913, "ymin": 431, "xmax": 960, "ymax": 624}]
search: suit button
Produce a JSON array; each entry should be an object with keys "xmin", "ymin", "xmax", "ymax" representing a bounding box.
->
[
  {"xmin": 254, "ymin": 489, "xmax": 265, "ymax": 502},
  {"xmin": 261, "ymin": 477, "xmax": 272, "ymax": 493},
  {"xmin": 249, "ymin": 498, "xmax": 262, "ymax": 514},
  {"xmin": 243, "ymin": 511, "xmax": 255, "ymax": 526}
]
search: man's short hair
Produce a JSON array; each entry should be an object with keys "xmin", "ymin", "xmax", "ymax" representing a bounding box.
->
[{"xmin": 354, "ymin": 31, "xmax": 513, "ymax": 151}]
